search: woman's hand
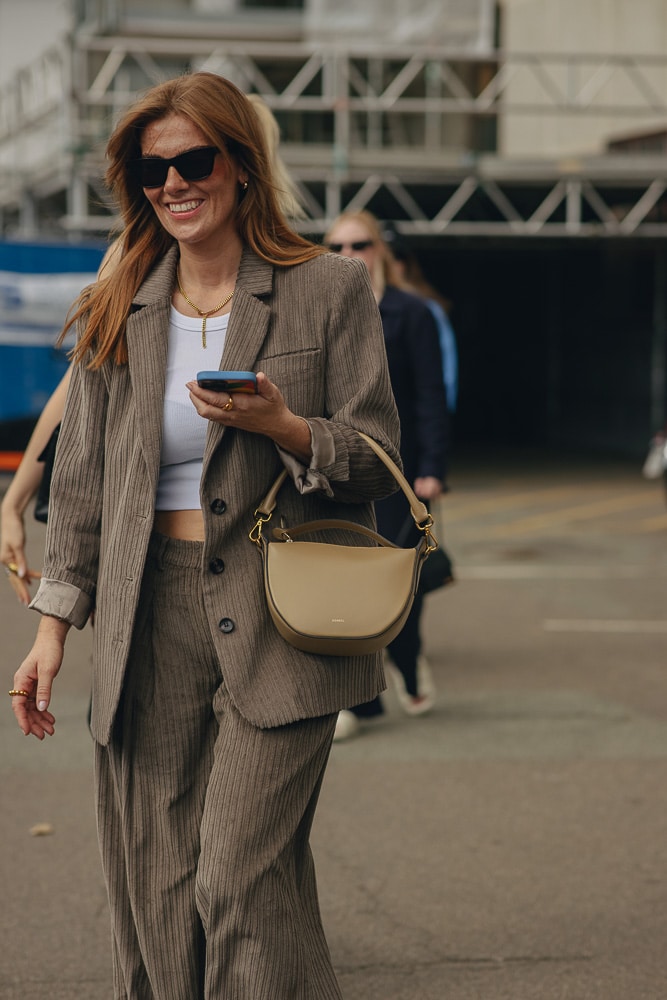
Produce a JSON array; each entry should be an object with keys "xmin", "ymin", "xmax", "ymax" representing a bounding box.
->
[
  {"xmin": 1, "ymin": 504, "xmax": 42, "ymax": 605},
  {"xmin": 413, "ymin": 476, "xmax": 443, "ymax": 502},
  {"xmin": 186, "ymin": 371, "xmax": 312, "ymax": 462},
  {"xmin": 11, "ymin": 616, "xmax": 69, "ymax": 739}
]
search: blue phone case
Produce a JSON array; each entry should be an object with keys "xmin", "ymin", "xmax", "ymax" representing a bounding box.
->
[{"xmin": 196, "ymin": 370, "xmax": 257, "ymax": 392}]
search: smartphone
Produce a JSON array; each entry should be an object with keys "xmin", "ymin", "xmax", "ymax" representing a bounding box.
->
[{"xmin": 196, "ymin": 370, "xmax": 258, "ymax": 393}]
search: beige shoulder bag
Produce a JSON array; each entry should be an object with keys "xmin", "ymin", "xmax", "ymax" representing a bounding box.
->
[{"xmin": 249, "ymin": 431, "xmax": 438, "ymax": 656}]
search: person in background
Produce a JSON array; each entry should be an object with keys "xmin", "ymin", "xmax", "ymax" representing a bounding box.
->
[
  {"xmin": 1, "ymin": 368, "xmax": 69, "ymax": 604},
  {"xmin": 246, "ymin": 93, "xmax": 306, "ymax": 224},
  {"xmin": 389, "ymin": 236, "xmax": 458, "ymax": 416},
  {"xmin": 324, "ymin": 210, "xmax": 449, "ymax": 741},
  {"xmin": 1, "ymin": 97, "xmax": 304, "ymax": 607},
  {"xmin": 9, "ymin": 73, "xmax": 401, "ymax": 999}
]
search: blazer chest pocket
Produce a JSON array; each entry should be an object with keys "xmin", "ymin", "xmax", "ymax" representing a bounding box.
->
[{"xmin": 258, "ymin": 349, "xmax": 322, "ymax": 414}]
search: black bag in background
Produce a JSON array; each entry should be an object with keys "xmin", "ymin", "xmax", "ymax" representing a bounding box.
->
[
  {"xmin": 418, "ymin": 543, "xmax": 454, "ymax": 594},
  {"xmin": 396, "ymin": 506, "xmax": 454, "ymax": 595},
  {"xmin": 33, "ymin": 423, "xmax": 61, "ymax": 524}
]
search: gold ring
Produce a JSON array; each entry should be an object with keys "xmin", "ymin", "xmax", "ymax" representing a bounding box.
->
[
  {"xmin": 5, "ymin": 562, "xmax": 19, "ymax": 576},
  {"xmin": 8, "ymin": 689, "xmax": 31, "ymax": 698},
  {"xmin": 222, "ymin": 396, "xmax": 234, "ymax": 412}
]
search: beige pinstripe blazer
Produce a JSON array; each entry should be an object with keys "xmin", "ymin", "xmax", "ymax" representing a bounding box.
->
[{"xmin": 31, "ymin": 245, "xmax": 401, "ymax": 745}]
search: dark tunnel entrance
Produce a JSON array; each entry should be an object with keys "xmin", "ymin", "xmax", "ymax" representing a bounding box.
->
[{"xmin": 414, "ymin": 238, "xmax": 665, "ymax": 461}]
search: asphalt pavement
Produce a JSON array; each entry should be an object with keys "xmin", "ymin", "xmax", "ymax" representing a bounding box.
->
[{"xmin": 2, "ymin": 449, "xmax": 667, "ymax": 1000}]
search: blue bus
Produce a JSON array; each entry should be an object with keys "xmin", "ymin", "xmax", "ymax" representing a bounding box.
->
[{"xmin": 0, "ymin": 240, "xmax": 105, "ymax": 448}]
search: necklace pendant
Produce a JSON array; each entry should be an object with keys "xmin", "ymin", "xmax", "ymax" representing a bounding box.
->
[{"xmin": 176, "ymin": 268, "xmax": 235, "ymax": 351}]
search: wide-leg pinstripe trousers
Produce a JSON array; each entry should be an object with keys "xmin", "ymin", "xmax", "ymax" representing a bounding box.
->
[{"xmin": 94, "ymin": 532, "xmax": 342, "ymax": 1000}]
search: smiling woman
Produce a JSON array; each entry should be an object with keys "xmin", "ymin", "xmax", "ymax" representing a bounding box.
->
[
  {"xmin": 137, "ymin": 113, "xmax": 247, "ymax": 354},
  {"xmin": 11, "ymin": 72, "xmax": 400, "ymax": 1000}
]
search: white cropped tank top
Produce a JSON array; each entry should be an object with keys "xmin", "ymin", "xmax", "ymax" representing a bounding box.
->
[{"xmin": 154, "ymin": 307, "xmax": 229, "ymax": 510}]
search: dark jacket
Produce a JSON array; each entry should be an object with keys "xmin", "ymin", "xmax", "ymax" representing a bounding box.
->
[{"xmin": 379, "ymin": 285, "xmax": 449, "ymax": 486}]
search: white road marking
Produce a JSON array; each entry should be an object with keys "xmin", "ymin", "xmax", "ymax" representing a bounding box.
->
[
  {"xmin": 457, "ymin": 565, "xmax": 648, "ymax": 580},
  {"xmin": 543, "ymin": 619, "xmax": 667, "ymax": 633}
]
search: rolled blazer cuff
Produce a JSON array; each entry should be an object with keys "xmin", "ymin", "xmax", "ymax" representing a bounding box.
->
[
  {"xmin": 275, "ymin": 418, "xmax": 345, "ymax": 497},
  {"xmin": 29, "ymin": 578, "xmax": 92, "ymax": 630}
]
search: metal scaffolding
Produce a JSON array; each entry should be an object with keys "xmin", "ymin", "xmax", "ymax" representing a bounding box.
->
[{"xmin": 2, "ymin": 31, "xmax": 667, "ymax": 238}]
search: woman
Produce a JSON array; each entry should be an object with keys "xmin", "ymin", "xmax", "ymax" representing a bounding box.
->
[
  {"xmin": 10, "ymin": 74, "xmax": 400, "ymax": 999},
  {"xmin": 1, "ymin": 99, "xmax": 300, "ymax": 607},
  {"xmin": 324, "ymin": 211, "xmax": 449, "ymax": 739}
]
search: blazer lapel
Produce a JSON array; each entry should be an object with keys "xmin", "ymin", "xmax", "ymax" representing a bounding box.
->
[
  {"xmin": 203, "ymin": 249, "xmax": 273, "ymax": 469},
  {"xmin": 125, "ymin": 247, "xmax": 177, "ymax": 492}
]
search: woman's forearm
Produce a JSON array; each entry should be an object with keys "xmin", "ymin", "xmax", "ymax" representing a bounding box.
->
[{"xmin": 270, "ymin": 413, "xmax": 313, "ymax": 464}]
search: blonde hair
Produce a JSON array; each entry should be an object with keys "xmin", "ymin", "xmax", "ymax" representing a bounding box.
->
[
  {"xmin": 64, "ymin": 73, "xmax": 324, "ymax": 368},
  {"xmin": 246, "ymin": 94, "xmax": 306, "ymax": 222},
  {"xmin": 323, "ymin": 210, "xmax": 399, "ymax": 300}
]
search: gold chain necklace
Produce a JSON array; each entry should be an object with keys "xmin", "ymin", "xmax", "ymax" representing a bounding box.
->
[{"xmin": 176, "ymin": 270, "xmax": 234, "ymax": 348}]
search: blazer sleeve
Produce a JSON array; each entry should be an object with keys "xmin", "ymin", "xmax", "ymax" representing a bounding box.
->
[
  {"xmin": 29, "ymin": 355, "xmax": 109, "ymax": 628},
  {"xmin": 277, "ymin": 256, "xmax": 401, "ymax": 504}
]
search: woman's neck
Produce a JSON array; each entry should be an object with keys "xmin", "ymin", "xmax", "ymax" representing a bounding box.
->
[{"xmin": 177, "ymin": 239, "xmax": 243, "ymax": 294}]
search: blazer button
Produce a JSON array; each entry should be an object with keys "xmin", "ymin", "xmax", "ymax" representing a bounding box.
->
[
  {"xmin": 209, "ymin": 557, "xmax": 225, "ymax": 574},
  {"xmin": 210, "ymin": 498, "xmax": 227, "ymax": 515},
  {"xmin": 218, "ymin": 617, "xmax": 235, "ymax": 634}
]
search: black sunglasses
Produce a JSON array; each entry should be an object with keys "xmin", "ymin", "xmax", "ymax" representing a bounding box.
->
[
  {"xmin": 129, "ymin": 146, "xmax": 219, "ymax": 188},
  {"xmin": 326, "ymin": 239, "xmax": 375, "ymax": 253}
]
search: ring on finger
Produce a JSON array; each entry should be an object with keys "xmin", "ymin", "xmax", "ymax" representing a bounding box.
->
[
  {"xmin": 8, "ymin": 689, "xmax": 32, "ymax": 698},
  {"xmin": 222, "ymin": 396, "xmax": 234, "ymax": 412}
]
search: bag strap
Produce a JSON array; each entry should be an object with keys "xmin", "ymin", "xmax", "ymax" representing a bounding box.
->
[
  {"xmin": 250, "ymin": 430, "xmax": 435, "ymax": 547},
  {"xmin": 255, "ymin": 467, "xmax": 289, "ymax": 518},
  {"xmin": 357, "ymin": 432, "xmax": 430, "ymax": 525},
  {"xmin": 395, "ymin": 501, "xmax": 444, "ymax": 549},
  {"xmin": 271, "ymin": 518, "xmax": 399, "ymax": 547}
]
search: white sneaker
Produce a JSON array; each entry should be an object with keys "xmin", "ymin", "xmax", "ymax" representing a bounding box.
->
[
  {"xmin": 333, "ymin": 710, "xmax": 361, "ymax": 742},
  {"xmin": 388, "ymin": 656, "xmax": 436, "ymax": 716}
]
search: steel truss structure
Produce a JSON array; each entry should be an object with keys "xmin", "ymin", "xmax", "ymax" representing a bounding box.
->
[{"xmin": 2, "ymin": 33, "xmax": 667, "ymax": 238}]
